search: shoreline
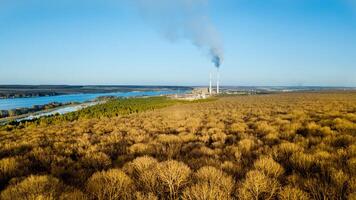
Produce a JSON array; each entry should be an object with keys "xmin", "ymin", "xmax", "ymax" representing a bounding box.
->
[{"xmin": 0, "ymin": 101, "xmax": 105, "ymax": 126}]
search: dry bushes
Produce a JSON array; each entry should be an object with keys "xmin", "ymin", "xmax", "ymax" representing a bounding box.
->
[
  {"xmin": 0, "ymin": 157, "xmax": 19, "ymax": 183},
  {"xmin": 274, "ymin": 142, "xmax": 301, "ymax": 162},
  {"xmin": 86, "ymin": 169, "xmax": 134, "ymax": 200},
  {"xmin": 278, "ymin": 186, "xmax": 310, "ymax": 200},
  {"xmin": 238, "ymin": 138, "xmax": 255, "ymax": 156},
  {"xmin": 289, "ymin": 152, "xmax": 315, "ymax": 174},
  {"xmin": 82, "ymin": 152, "xmax": 111, "ymax": 170},
  {"xmin": 238, "ymin": 170, "xmax": 280, "ymax": 200},
  {"xmin": 1, "ymin": 175, "xmax": 63, "ymax": 200},
  {"xmin": 182, "ymin": 183, "xmax": 229, "ymax": 200},
  {"xmin": 134, "ymin": 192, "xmax": 158, "ymax": 200},
  {"xmin": 155, "ymin": 134, "xmax": 182, "ymax": 159},
  {"xmin": 183, "ymin": 166, "xmax": 234, "ymax": 200},
  {"xmin": 230, "ymin": 122, "xmax": 247, "ymax": 134},
  {"xmin": 254, "ymin": 157, "xmax": 284, "ymax": 178},
  {"xmin": 125, "ymin": 156, "xmax": 159, "ymax": 193},
  {"xmin": 59, "ymin": 189, "xmax": 87, "ymax": 200},
  {"xmin": 156, "ymin": 160, "xmax": 191, "ymax": 199},
  {"xmin": 197, "ymin": 166, "xmax": 233, "ymax": 191},
  {"xmin": 0, "ymin": 92, "xmax": 355, "ymax": 199}
]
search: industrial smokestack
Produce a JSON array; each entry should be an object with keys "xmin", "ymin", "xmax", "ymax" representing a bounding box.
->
[
  {"xmin": 211, "ymin": 48, "xmax": 222, "ymax": 95},
  {"xmin": 209, "ymin": 72, "xmax": 212, "ymax": 95},
  {"xmin": 216, "ymin": 68, "xmax": 220, "ymax": 94}
]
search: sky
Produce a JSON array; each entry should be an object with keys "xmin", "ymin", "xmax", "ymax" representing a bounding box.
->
[{"xmin": 0, "ymin": 0, "xmax": 355, "ymax": 86}]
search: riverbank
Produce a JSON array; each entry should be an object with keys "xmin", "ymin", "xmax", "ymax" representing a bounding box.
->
[
  {"xmin": 0, "ymin": 101, "xmax": 103, "ymax": 125},
  {"xmin": 0, "ymin": 102, "xmax": 75, "ymax": 118}
]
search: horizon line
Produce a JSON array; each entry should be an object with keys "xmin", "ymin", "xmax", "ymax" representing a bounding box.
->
[{"xmin": 0, "ymin": 84, "xmax": 355, "ymax": 88}]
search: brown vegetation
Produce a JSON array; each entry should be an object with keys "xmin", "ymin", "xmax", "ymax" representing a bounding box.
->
[{"xmin": 0, "ymin": 92, "xmax": 355, "ymax": 199}]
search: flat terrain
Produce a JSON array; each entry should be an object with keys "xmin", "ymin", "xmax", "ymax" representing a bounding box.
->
[{"xmin": 0, "ymin": 92, "xmax": 355, "ymax": 199}]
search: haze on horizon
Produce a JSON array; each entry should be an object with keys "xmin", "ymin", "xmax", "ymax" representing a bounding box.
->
[{"xmin": 0, "ymin": 0, "xmax": 355, "ymax": 87}]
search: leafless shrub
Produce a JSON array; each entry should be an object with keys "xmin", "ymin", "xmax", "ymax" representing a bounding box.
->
[
  {"xmin": 211, "ymin": 131, "xmax": 227, "ymax": 143},
  {"xmin": 194, "ymin": 166, "xmax": 234, "ymax": 196},
  {"xmin": 329, "ymin": 168, "xmax": 349, "ymax": 195},
  {"xmin": 59, "ymin": 189, "xmax": 88, "ymax": 200},
  {"xmin": 238, "ymin": 138, "xmax": 255, "ymax": 155},
  {"xmin": 0, "ymin": 175, "xmax": 63, "ymax": 200},
  {"xmin": 254, "ymin": 121, "xmax": 277, "ymax": 137},
  {"xmin": 347, "ymin": 144, "xmax": 356, "ymax": 158},
  {"xmin": 182, "ymin": 183, "xmax": 229, "ymax": 200},
  {"xmin": 302, "ymin": 178, "xmax": 335, "ymax": 200},
  {"xmin": 347, "ymin": 157, "xmax": 356, "ymax": 176},
  {"xmin": 289, "ymin": 152, "xmax": 315, "ymax": 173},
  {"xmin": 124, "ymin": 156, "xmax": 159, "ymax": 193},
  {"xmin": 254, "ymin": 156, "xmax": 284, "ymax": 178},
  {"xmin": 86, "ymin": 169, "xmax": 134, "ymax": 200},
  {"xmin": 237, "ymin": 170, "xmax": 280, "ymax": 200},
  {"xmin": 230, "ymin": 122, "xmax": 247, "ymax": 134},
  {"xmin": 82, "ymin": 152, "xmax": 111, "ymax": 170},
  {"xmin": 156, "ymin": 160, "xmax": 191, "ymax": 200},
  {"xmin": 0, "ymin": 157, "xmax": 19, "ymax": 182},
  {"xmin": 190, "ymin": 146, "xmax": 216, "ymax": 157},
  {"xmin": 221, "ymin": 160, "xmax": 244, "ymax": 178},
  {"xmin": 134, "ymin": 192, "xmax": 158, "ymax": 200},
  {"xmin": 278, "ymin": 186, "xmax": 310, "ymax": 200},
  {"xmin": 155, "ymin": 134, "xmax": 182, "ymax": 159},
  {"xmin": 347, "ymin": 177, "xmax": 356, "ymax": 199},
  {"xmin": 333, "ymin": 118, "xmax": 355, "ymax": 133},
  {"xmin": 274, "ymin": 142, "xmax": 302, "ymax": 162},
  {"xmin": 264, "ymin": 132, "xmax": 280, "ymax": 145},
  {"xmin": 129, "ymin": 143, "xmax": 153, "ymax": 155}
]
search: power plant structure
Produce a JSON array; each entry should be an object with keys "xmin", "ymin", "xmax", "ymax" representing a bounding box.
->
[
  {"xmin": 209, "ymin": 68, "xmax": 220, "ymax": 95},
  {"xmin": 209, "ymin": 72, "xmax": 212, "ymax": 95},
  {"xmin": 217, "ymin": 68, "xmax": 220, "ymax": 94}
]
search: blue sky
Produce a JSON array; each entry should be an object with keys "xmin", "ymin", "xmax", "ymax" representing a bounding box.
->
[{"xmin": 0, "ymin": 0, "xmax": 355, "ymax": 86}]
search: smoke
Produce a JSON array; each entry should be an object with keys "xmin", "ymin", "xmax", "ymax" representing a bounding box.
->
[
  {"xmin": 211, "ymin": 48, "xmax": 222, "ymax": 68},
  {"xmin": 132, "ymin": 0, "xmax": 223, "ymax": 68}
]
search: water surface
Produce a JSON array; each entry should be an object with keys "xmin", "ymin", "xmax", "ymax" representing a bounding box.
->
[{"xmin": 0, "ymin": 90, "xmax": 187, "ymax": 110}]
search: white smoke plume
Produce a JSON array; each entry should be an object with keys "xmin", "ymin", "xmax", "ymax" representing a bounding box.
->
[{"xmin": 132, "ymin": 0, "xmax": 223, "ymax": 68}]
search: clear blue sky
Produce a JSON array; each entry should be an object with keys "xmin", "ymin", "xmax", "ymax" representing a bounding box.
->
[{"xmin": 0, "ymin": 0, "xmax": 355, "ymax": 86}]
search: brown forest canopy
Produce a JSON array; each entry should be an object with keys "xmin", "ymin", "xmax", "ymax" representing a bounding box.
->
[{"xmin": 0, "ymin": 92, "xmax": 355, "ymax": 199}]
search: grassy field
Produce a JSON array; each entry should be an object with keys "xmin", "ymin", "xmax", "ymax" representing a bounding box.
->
[{"xmin": 0, "ymin": 92, "xmax": 355, "ymax": 199}]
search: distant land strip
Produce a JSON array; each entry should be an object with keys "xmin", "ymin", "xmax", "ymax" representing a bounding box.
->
[{"xmin": 0, "ymin": 85, "xmax": 193, "ymax": 99}]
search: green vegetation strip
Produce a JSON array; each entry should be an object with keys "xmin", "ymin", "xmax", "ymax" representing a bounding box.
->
[
  {"xmin": 64, "ymin": 97, "xmax": 180, "ymax": 120},
  {"xmin": 3, "ymin": 97, "xmax": 216, "ymax": 127},
  {"xmin": 63, "ymin": 96, "xmax": 215, "ymax": 120}
]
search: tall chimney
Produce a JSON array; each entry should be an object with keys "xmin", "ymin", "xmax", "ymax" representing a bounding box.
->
[
  {"xmin": 209, "ymin": 72, "xmax": 212, "ymax": 95},
  {"xmin": 216, "ymin": 68, "xmax": 220, "ymax": 94}
]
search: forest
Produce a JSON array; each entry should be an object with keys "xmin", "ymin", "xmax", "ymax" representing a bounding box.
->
[
  {"xmin": 0, "ymin": 102, "xmax": 73, "ymax": 118},
  {"xmin": 0, "ymin": 92, "xmax": 355, "ymax": 200}
]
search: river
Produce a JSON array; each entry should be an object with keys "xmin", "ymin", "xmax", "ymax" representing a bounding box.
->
[{"xmin": 0, "ymin": 90, "xmax": 188, "ymax": 110}]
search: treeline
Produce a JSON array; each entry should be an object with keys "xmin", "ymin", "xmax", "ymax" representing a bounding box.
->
[
  {"xmin": 0, "ymin": 92, "xmax": 59, "ymax": 99},
  {"xmin": 0, "ymin": 102, "xmax": 71, "ymax": 118},
  {"xmin": 0, "ymin": 92, "xmax": 355, "ymax": 199},
  {"xmin": 68, "ymin": 97, "xmax": 182, "ymax": 119}
]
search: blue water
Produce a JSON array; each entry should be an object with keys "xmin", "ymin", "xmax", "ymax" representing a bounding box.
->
[{"xmin": 0, "ymin": 90, "xmax": 188, "ymax": 110}]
